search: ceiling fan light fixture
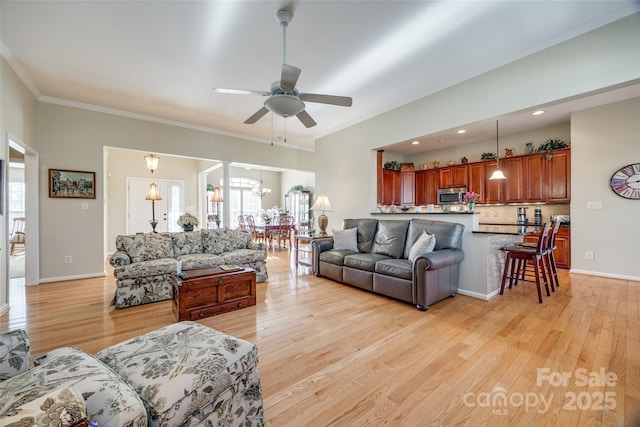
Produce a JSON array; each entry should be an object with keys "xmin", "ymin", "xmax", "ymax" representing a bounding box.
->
[{"xmin": 264, "ymin": 94, "xmax": 305, "ymax": 117}]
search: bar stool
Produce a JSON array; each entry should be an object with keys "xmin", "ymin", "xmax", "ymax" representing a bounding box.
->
[
  {"xmin": 500, "ymin": 222, "xmax": 551, "ymax": 303},
  {"xmin": 516, "ymin": 220, "xmax": 561, "ymax": 291},
  {"xmin": 545, "ymin": 221, "xmax": 561, "ymax": 290}
]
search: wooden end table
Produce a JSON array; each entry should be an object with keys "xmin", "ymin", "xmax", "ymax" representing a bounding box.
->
[{"xmin": 171, "ymin": 266, "xmax": 256, "ymax": 321}]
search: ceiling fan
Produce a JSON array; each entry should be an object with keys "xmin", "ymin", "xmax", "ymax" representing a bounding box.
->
[{"xmin": 213, "ymin": 9, "xmax": 352, "ymax": 128}]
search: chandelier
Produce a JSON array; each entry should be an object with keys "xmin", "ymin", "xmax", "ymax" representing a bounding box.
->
[{"xmin": 252, "ymin": 169, "xmax": 272, "ymax": 198}]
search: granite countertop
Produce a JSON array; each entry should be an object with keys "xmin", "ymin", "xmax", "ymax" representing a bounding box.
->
[{"xmin": 473, "ymin": 224, "xmax": 541, "ymax": 235}]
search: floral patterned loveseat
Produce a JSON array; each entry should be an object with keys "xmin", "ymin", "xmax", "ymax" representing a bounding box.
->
[{"xmin": 109, "ymin": 228, "xmax": 268, "ymax": 308}]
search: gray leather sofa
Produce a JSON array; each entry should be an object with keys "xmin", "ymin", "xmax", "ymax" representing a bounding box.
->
[{"xmin": 313, "ymin": 218, "xmax": 465, "ymax": 310}]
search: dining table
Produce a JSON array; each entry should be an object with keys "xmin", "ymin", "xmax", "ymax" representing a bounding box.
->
[{"xmin": 254, "ymin": 219, "xmax": 297, "ymax": 249}]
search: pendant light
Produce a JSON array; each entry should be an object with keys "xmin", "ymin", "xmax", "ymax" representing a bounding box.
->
[
  {"xmin": 252, "ymin": 169, "xmax": 272, "ymax": 198},
  {"xmin": 489, "ymin": 120, "xmax": 507, "ymax": 180}
]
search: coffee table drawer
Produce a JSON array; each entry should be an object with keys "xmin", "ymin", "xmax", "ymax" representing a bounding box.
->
[{"xmin": 188, "ymin": 297, "xmax": 255, "ymax": 320}]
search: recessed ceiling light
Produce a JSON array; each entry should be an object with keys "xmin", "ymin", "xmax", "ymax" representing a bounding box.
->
[
  {"xmin": 412, "ymin": 141, "xmax": 420, "ymax": 145},
  {"xmin": 532, "ymin": 110, "xmax": 545, "ymax": 116},
  {"xmin": 457, "ymin": 129, "xmax": 466, "ymax": 134}
]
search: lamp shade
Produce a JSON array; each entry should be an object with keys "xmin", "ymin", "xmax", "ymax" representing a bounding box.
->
[
  {"xmin": 144, "ymin": 153, "xmax": 160, "ymax": 173},
  {"xmin": 311, "ymin": 195, "xmax": 334, "ymax": 212},
  {"xmin": 145, "ymin": 183, "xmax": 162, "ymax": 201},
  {"xmin": 489, "ymin": 169, "xmax": 507, "ymax": 180},
  {"xmin": 210, "ymin": 187, "xmax": 223, "ymax": 202}
]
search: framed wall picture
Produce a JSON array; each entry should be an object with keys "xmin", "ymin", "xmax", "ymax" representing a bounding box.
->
[{"xmin": 49, "ymin": 168, "xmax": 96, "ymax": 199}]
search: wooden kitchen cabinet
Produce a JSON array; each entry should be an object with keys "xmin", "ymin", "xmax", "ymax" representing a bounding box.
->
[
  {"xmin": 400, "ymin": 167, "xmax": 415, "ymax": 205},
  {"xmin": 524, "ymin": 153, "xmax": 546, "ymax": 202},
  {"xmin": 467, "ymin": 162, "xmax": 486, "ymax": 202},
  {"xmin": 501, "ymin": 157, "xmax": 526, "ymax": 203},
  {"xmin": 483, "ymin": 161, "xmax": 502, "ymax": 204},
  {"xmin": 524, "ymin": 226, "xmax": 571, "ymax": 268},
  {"xmin": 545, "ymin": 148, "xmax": 571, "ymax": 203},
  {"xmin": 415, "ymin": 169, "xmax": 438, "ymax": 205},
  {"xmin": 382, "ymin": 169, "xmax": 400, "ymax": 205},
  {"xmin": 439, "ymin": 165, "xmax": 468, "ymax": 188}
]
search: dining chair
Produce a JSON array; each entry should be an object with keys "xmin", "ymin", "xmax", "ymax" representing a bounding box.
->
[
  {"xmin": 9, "ymin": 217, "xmax": 25, "ymax": 255},
  {"xmin": 245, "ymin": 215, "xmax": 266, "ymax": 244},
  {"xmin": 500, "ymin": 222, "xmax": 552, "ymax": 303},
  {"xmin": 270, "ymin": 215, "xmax": 294, "ymax": 250},
  {"xmin": 238, "ymin": 215, "xmax": 247, "ymax": 230}
]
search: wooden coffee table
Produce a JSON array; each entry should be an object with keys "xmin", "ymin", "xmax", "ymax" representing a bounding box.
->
[{"xmin": 171, "ymin": 266, "xmax": 256, "ymax": 321}]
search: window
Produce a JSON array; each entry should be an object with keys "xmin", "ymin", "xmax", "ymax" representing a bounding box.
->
[{"xmin": 223, "ymin": 178, "xmax": 261, "ymax": 228}]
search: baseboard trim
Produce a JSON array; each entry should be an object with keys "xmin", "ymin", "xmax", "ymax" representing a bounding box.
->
[
  {"xmin": 39, "ymin": 272, "xmax": 106, "ymax": 284},
  {"xmin": 570, "ymin": 269, "xmax": 640, "ymax": 283},
  {"xmin": 457, "ymin": 288, "xmax": 494, "ymax": 301}
]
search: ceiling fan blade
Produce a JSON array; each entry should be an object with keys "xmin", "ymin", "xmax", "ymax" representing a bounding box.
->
[
  {"xmin": 296, "ymin": 109, "xmax": 317, "ymax": 128},
  {"xmin": 244, "ymin": 107, "xmax": 269, "ymax": 124},
  {"xmin": 213, "ymin": 87, "xmax": 270, "ymax": 96},
  {"xmin": 280, "ymin": 64, "xmax": 301, "ymax": 90},
  {"xmin": 300, "ymin": 93, "xmax": 352, "ymax": 107}
]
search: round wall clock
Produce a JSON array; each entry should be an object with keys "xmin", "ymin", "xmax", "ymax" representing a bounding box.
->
[{"xmin": 610, "ymin": 163, "xmax": 640, "ymax": 199}]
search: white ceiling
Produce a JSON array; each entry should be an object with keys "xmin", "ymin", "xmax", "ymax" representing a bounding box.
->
[{"xmin": 1, "ymin": 1, "xmax": 639, "ymax": 153}]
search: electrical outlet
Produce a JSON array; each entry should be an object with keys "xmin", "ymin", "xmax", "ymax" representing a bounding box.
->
[
  {"xmin": 585, "ymin": 251, "xmax": 594, "ymax": 260},
  {"xmin": 65, "ymin": 255, "xmax": 72, "ymax": 264},
  {"xmin": 587, "ymin": 201, "xmax": 603, "ymax": 209}
]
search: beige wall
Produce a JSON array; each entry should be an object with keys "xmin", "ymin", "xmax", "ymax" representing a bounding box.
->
[
  {"xmin": 317, "ymin": 14, "xmax": 640, "ymax": 281},
  {"xmin": 570, "ymin": 97, "xmax": 640, "ymax": 278},
  {"xmin": 1, "ymin": 55, "xmax": 38, "ymax": 311}
]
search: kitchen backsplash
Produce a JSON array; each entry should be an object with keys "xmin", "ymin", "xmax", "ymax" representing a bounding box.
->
[{"xmin": 475, "ymin": 204, "xmax": 570, "ymax": 224}]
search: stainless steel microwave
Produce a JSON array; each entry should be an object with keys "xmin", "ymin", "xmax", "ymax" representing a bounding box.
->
[{"xmin": 437, "ymin": 187, "xmax": 468, "ymax": 204}]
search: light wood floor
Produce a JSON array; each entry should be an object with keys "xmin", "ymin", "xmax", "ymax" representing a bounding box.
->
[{"xmin": 2, "ymin": 250, "xmax": 639, "ymax": 426}]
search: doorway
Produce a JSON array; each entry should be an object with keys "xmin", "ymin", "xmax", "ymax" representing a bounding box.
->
[
  {"xmin": 127, "ymin": 178, "xmax": 184, "ymax": 234},
  {"xmin": 7, "ymin": 152, "xmax": 25, "ymax": 279},
  {"xmin": 5, "ymin": 134, "xmax": 40, "ymax": 315}
]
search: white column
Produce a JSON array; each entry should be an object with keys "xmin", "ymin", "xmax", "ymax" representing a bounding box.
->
[{"xmin": 222, "ymin": 161, "xmax": 231, "ymax": 228}]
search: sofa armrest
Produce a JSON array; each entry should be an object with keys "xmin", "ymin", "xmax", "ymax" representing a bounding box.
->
[
  {"xmin": 109, "ymin": 250, "xmax": 131, "ymax": 268},
  {"xmin": 0, "ymin": 329, "xmax": 30, "ymax": 381},
  {"xmin": 247, "ymin": 241, "xmax": 265, "ymax": 251},
  {"xmin": 311, "ymin": 238, "xmax": 334, "ymax": 275},
  {"xmin": 314, "ymin": 239, "xmax": 334, "ymax": 253},
  {"xmin": 413, "ymin": 248, "xmax": 465, "ymax": 271}
]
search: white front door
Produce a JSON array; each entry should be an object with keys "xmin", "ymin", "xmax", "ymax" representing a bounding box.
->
[{"xmin": 127, "ymin": 178, "xmax": 184, "ymax": 234}]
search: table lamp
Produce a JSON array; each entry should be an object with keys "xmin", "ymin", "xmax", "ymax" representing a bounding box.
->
[
  {"xmin": 210, "ymin": 186, "xmax": 223, "ymax": 228},
  {"xmin": 145, "ymin": 183, "xmax": 162, "ymax": 232},
  {"xmin": 311, "ymin": 195, "xmax": 334, "ymax": 236}
]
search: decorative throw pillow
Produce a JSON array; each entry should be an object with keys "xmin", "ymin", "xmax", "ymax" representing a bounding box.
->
[
  {"xmin": 408, "ymin": 231, "xmax": 436, "ymax": 262},
  {"xmin": 332, "ymin": 228, "xmax": 358, "ymax": 252}
]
